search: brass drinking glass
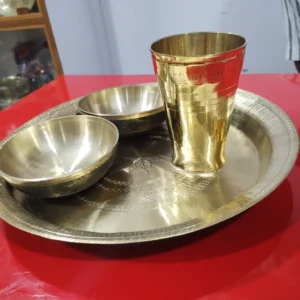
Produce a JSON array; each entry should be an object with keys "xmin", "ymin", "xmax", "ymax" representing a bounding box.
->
[{"xmin": 150, "ymin": 32, "xmax": 246, "ymax": 175}]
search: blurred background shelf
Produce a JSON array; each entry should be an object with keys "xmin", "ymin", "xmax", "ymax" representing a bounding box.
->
[
  {"xmin": 0, "ymin": 0, "xmax": 62, "ymax": 110},
  {"xmin": 0, "ymin": 13, "xmax": 43, "ymax": 30}
]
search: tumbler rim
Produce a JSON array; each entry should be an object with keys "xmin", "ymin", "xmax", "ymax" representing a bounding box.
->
[{"xmin": 150, "ymin": 31, "xmax": 247, "ymax": 62}]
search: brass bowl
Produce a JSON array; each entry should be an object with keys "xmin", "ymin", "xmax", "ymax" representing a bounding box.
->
[
  {"xmin": 77, "ymin": 84, "xmax": 165, "ymax": 136},
  {"xmin": 0, "ymin": 115, "xmax": 119, "ymax": 198}
]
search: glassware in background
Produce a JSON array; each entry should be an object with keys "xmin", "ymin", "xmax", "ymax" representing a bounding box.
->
[
  {"xmin": 0, "ymin": 29, "xmax": 57, "ymax": 110},
  {"xmin": 0, "ymin": 0, "xmax": 36, "ymax": 17},
  {"xmin": 0, "ymin": 76, "xmax": 30, "ymax": 109}
]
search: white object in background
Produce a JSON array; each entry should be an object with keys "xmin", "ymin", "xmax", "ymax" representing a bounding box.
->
[
  {"xmin": 45, "ymin": 0, "xmax": 112, "ymax": 75},
  {"xmin": 46, "ymin": 0, "xmax": 297, "ymax": 75}
]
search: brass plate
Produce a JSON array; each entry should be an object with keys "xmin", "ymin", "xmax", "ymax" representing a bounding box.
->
[{"xmin": 0, "ymin": 88, "xmax": 298, "ymax": 244}]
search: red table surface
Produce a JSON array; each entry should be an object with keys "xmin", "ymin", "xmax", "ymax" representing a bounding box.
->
[{"xmin": 0, "ymin": 74, "xmax": 300, "ymax": 300}]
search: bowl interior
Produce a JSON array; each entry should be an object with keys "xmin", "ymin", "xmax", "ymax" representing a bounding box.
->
[
  {"xmin": 78, "ymin": 85, "xmax": 163, "ymax": 116},
  {"xmin": 0, "ymin": 116, "xmax": 118, "ymax": 180}
]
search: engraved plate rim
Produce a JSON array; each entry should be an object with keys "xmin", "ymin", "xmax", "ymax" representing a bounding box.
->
[{"xmin": 0, "ymin": 85, "xmax": 298, "ymax": 244}]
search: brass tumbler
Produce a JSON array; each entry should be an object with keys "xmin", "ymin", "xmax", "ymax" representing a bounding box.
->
[{"xmin": 150, "ymin": 32, "xmax": 246, "ymax": 174}]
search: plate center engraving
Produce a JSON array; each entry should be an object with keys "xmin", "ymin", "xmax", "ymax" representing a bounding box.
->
[{"xmin": 75, "ymin": 132, "xmax": 213, "ymax": 211}]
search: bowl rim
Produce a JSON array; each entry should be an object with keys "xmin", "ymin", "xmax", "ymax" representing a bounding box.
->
[
  {"xmin": 0, "ymin": 115, "xmax": 119, "ymax": 183},
  {"xmin": 77, "ymin": 83, "xmax": 165, "ymax": 121}
]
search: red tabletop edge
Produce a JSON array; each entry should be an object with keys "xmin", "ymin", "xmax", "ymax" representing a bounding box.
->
[{"xmin": 0, "ymin": 74, "xmax": 300, "ymax": 300}]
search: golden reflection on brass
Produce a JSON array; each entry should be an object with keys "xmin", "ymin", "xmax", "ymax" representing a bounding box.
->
[{"xmin": 150, "ymin": 32, "xmax": 247, "ymax": 173}]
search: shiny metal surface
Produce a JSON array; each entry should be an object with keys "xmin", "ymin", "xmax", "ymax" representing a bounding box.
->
[
  {"xmin": 0, "ymin": 76, "xmax": 30, "ymax": 110},
  {"xmin": 0, "ymin": 115, "xmax": 119, "ymax": 198},
  {"xmin": 150, "ymin": 32, "xmax": 246, "ymax": 173},
  {"xmin": 0, "ymin": 87, "xmax": 298, "ymax": 244},
  {"xmin": 78, "ymin": 84, "xmax": 165, "ymax": 136}
]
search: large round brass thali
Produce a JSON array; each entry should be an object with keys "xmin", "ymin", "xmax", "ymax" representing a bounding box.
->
[{"xmin": 0, "ymin": 87, "xmax": 298, "ymax": 244}]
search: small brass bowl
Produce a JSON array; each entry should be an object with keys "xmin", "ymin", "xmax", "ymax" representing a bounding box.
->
[
  {"xmin": 0, "ymin": 115, "xmax": 119, "ymax": 198},
  {"xmin": 77, "ymin": 84, "xmax": 165, "ymax": 136}
]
